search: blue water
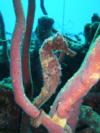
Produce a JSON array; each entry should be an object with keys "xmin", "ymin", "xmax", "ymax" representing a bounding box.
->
[{"xmin": 0, "ymin": 0, "xmax": 100, "ymax": 35}]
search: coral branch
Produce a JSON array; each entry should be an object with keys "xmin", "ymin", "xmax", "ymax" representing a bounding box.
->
[
  {"xmin": 22, "ymin": 0, "xmax": 35, "ymax": 98},
  {"xmin": 21, "ymin": 1, "xmax": 36, "ymax": 132},
  {"xmin": 68, "ymin": 99, "xmax": 83, "ymax": 132},
  {"xmin": 40, "ymin": 0, "xmax": 48, "ymax": 15},
  {"xmin": 50, "ymin": 35, "xmax": 100, "ymax": 126},
  {"xmin": 11, "ymin": 0, "xmax": 40, "ymax": 121}
]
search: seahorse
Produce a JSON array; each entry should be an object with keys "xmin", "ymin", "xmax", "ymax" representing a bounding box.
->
[{"xmin": 33, "ymin": 33, "xmax": 76, "ymax": 108}]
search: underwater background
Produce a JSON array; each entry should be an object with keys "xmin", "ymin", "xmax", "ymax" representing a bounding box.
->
[
  {"xmin": 0, "ymin": 0, "xmax": 100, "ymax": 133},
  {"xmin": 0, "ymin": 0, "xmax": 100, "ymax": 34}
]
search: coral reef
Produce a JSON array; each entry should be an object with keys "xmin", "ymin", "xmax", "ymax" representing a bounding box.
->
[
  {"xmin": 77, "ymin": 105, "xmax": 100, "ymax": 133},
  {"xmin": 0, "ymin": 86, "xmax": 21, "ymax": 133},
  {"xmin": 0, "ymin": 1, "xmax": 100, "ymax": 133}
]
